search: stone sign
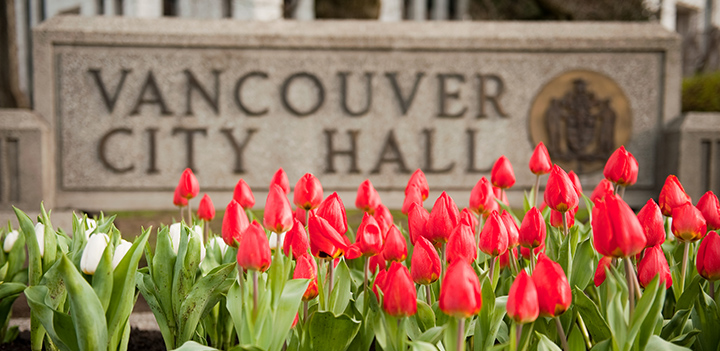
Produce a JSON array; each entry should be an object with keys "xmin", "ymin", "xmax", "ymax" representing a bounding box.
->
[{"xmin": 33, "ymin": 17, "xmax": 680, "ymax": 210}]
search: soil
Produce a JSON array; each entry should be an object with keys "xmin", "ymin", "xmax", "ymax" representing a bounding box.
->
[{"xmin": 0, "ymin": 329, "xmax": 166, "ymax": 351}]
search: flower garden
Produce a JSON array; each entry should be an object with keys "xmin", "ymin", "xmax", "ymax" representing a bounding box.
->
[{"xmin": 1, "ymin": 142, "xmax": 719, "ymax": 351}]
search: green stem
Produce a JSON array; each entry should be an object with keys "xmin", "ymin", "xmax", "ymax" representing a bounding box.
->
[
  {"xmin": 510, "ymin": 322, "xmax": 518, "ymax": 351},
  {"xmin": 457, "ymin": 318, "xmax": 465, "ymax": 351},
  {"xmin": 625, "ymin": 258, "xmax": 635, "ymax": 318},
  {"xmin": 252, "ymin": 270, "xmax": 258, "ymax": 318},
  {"xmin": 576, "ymin": 312, "xmax": 592, "ymax": 349},
  {"xmin": 711, "ymin": 281, "xmax": 716, "ymax": 300},
  {"xmin": 619, "ymin": 186, "xmax": 626, "ymax": 199},
  {"xmin": 533, "ymin": 174, "xmax": 540, "ymax": 208},
  {"xmin": 425, "ymin": 284, "xmax": 432, "ymax": 306},
  {"xmin": 681, "ymin": 241, "xmax": 690, "ymax": 295},
  {"xmin": 441, "ymin": 243, "xmax": 447, "ymax": 282},
  {"xmin": 555, "ymin": 317, "xmax": 569, "ymax": 351},
  {"xmin": 398, "ymin": 318, "xmax": 405, "ymax": 351},
  {"xmin": 490, "ymin": 256, "xmax": 497, "ymax": 287},
  {"xmin": 303, "ymin": 301, "xmax": 308, "ymax": 323},
  {"xmin": 562, "ymin": 212, "xmax": 569, "ymax": 237},
  {"xmin": 187, "ymin": 199, "xmax": 192, "ymax": 224},
  {"xmin": 364, "ymin": 256, "xmax": 369, "ymax": 295},
  {"xmin": 530, "ymin": 250, "xmax": 536, "ymax": 273},
  {"xmin": 179, "ymin": 206, "xmax": 184, "ymax": 223},
  {"xmin": 328, "ymin": 259, "xmax": 335, "ymax": 298}
]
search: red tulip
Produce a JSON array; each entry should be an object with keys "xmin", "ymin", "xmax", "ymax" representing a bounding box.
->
[
  {"xmin": 373, "ymin": 204, "xmax": 394, "ymax": 235},
  {"xmin": 355, "ymin": 213, "xmax": 383, "ymax": 257},
  {"xmin": 671, "ymin": 203, "xmax": 707, "ymax": 242},
  {"xmin": 356, "ymin": 179, "xmax": 382, "ymax": 214},
  {"xmin": 177, "ymin": 168, "xmax": 200, "ymax": 200},
  {"xmin": 532, "ymin": 253, "xmax": 571, "ymax": 317},
  {"xmin": 697, "ymin": 231, "xmax": 720, "ymax": 281},
  {"xmin": 197, "ymin": 194, "xmax": 215, "ymax": 221},
  {"xmin": 237, "ymin": 221, "xmax": 271, "ymax": 272},
  {"xmin": 294, "ymin": 173, "xmax": 323, "ymax": 211},
  {"xmin": 519, "ymin": 207, "xmax": 546, "ymax": 249},
  {"xmin": 233, "ymin": 179, "xmax": 255, "ymax": 209},
  {"xmin": 461, "ymin": 208, "xmax": 479, "ymax": 232},
  {"xmin": 603, "ymin": 146, "xmax": 639, "ymax": 186},
  {"xmin": 545, "ymin": 165, "xmax": 579, "ymax": 213},
  {"xmin": 507, "ymin": 270, "xmax": 539, "ymax": 324},
  {"xmin": 499, "ymin": 248, "xmax": 518, "ymax": 269},
  {"xmin": 402, "ymin": 184, "xmax": 424, "ymax": 215},
  {"xmin": 408, "ymin": 203, "xmax": 430, "ymax": 245},
  {"xmin": 270, "ymin": 168, "xmax": 290, "ymax": 195},
  {"xmin": 658, "ymin": 175, "xmax": 691, "ymax": 216},
  {"xmin": 222, "ymin": 199, "xmax": 249, "ymax": 247},
  {"xmin": 478, "ymin": 211, "xmax": 508, "ymax": 257},
  {"xmin": 594, "ymin": 256, "xmax": 613, "ymax": 287},
  {"xmin": 317, "ymin": 192, "xmax": 348, "ymax": 235},
  {"xmin": 283, "ymin": 219, "xmax": 310, "ymax": 259},
  {"xmin": 637, "ymin": 245, "xmax": 672, "ymax": 289},
  {"xmin": 406, "ymin": 169, "xmax": 429, "ymax": 201},
  {"xmin": 447, "ymin": 223, "xmax": 477, "ymax": 264},
  {"xmin": 550, "ymin": 208, "xmax": 575, "ymax": 230},
  {"xmin": 369, "ymin": 252, "xmax": 387, "ymax": 274},
  {"xmin": 293, "ymin": 253, "xmax": 319, "ymax": 300},
  {"xmin": 592, "ymin": 193, "xmax": 646, "ymax": 258},
  {"xmin": 529, "ymin": 142, "xmax": 552, "ymax": 175},
  {"xmin": 469, "ymin": 177, "xmax": 495, "ymax": 215},
  {"xmin": 590, "ymin": 179, "xmax": 615, "ymax": 204},
  {"xmin": 173, "ymin": 186, "xmax": 188, "ymax": 207},
  {"xmin": 439, "ymin": 261, "xmax": 482, "ymax": 319},
  {"xmin": 382, "ymin": 225, "xmax": 407, "ymax": 263},
  {"xmin": 520, "ymin": 242, "xmax": 545, "ymax": 260},
  {"xmin": 308, "ymin": 212, "xmax": 348, "ymax": 259},
  {"xmin": 373, "ymin": 268, "xmax": 388, "ymax": 300},
  {"xmin": 568, "ymin": 171, "xmax": 583, "ymax": 197},
  {"xmin": 411, "ymin": 236, "xmax": 441, "ymax": 285},
  {"xmin": 637, "ymin": 199, "xmax": 666, "ymax": 247},
  {"xmin": 294, "ymin": 207, "xmax": 307, "ymax": 226},
  {"xmin": 382, "ymin": 262, "xmax": 417, "ymax": 318},
  {"xmin": 428, "ymin": 192, "xmax": 460, "ymax": 244},
  {"xmin": 264, "ymin": 184, "xmax": 293, "ymax": 233},
  {"xmin": 491, "ymin": 155, "xmax": 516, "ymax": 189},
  {"xmin": 697, "ymin": 191, "xmax": 720, "ymax": 230},
  {"xmin": 493, "ymin": 186, "xmax": 509, "ymax": 206},
  {"xmin": 500, "ymin": 211, "xmax": 519, "ymax": 249}
]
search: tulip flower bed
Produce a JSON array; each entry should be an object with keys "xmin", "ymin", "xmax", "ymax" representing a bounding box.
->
[{"xmin": 1, "ymin": 142, "xmax": 720, "ymax": 351}]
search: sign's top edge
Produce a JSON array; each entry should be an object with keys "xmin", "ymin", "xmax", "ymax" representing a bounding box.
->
[{"xmin": 34, "ymin": 15, "xmax": 680, "ymax": 49}]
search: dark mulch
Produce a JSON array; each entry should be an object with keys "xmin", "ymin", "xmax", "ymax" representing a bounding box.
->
[{"xmin": 0, "ymin": 329, "xmax": 166, "ymax": 351}]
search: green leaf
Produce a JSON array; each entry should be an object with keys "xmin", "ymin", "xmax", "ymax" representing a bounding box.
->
[
  {"xmin": 152, "ymin": 226, "xmax": 177, "ymax": 339},
  {"xmin": 410, "ymin": 340, "xmax": 439, "ymax": 351},
  {"xmin": 177, "ymin": 263, "xmax": 235, "ymax": 345},
  {"xmin": 570, "ymin": 239, "xmax": 595, "ymax": 291},
  {"xmin": 568, "ymin": 326, "xmax": 586, "ymax": 351},
  {"xmin": 416, "ymin": 299, "xmax": 436, "ymax": 331},
  {"xmin": 329, "ymin": 260, "xmax": 352, "ymax": 316},
  {"xmin": 572, "ymin": 288, "xmax": 611, "ymax": 342},
  {"xmin": 268, "ymin": 278, "xmax": 311, "ymax": 351},
  {"xmin": 629, "ymin": 277, "xmax": 665, "ymax": 350},
  {"xmin": 644, "ymin": 335, "xmax": 692, "ymax": 351},
  {"xmin": 91, "ymin": 241, "xmax": 114, "ymax": 312},
  {"xmin": 691, "ymin": 290, "xmax": 720, "ymax": 351},
  {"xmin": 474, "ymin": 277, "xmax": 506, "ymax": 351},
  {"xmin": 660, "ymin": 309, "xmax": 691, "ymax": 341},
  {"xmin": 308, "ymin": 311, "xmax": 361, "ymax": 351},
  {"xmin": 135, "ymin": 272, "xmax": 174, "ymax": 351},
  {"xmin": 417, "ymin": 326, "xmax": 444, "ymax": 344},
  {"xmin": 0, "ymin": 282, "xmax": 26, "ymax": 299},
  {"xmin": 13, "ymin": 207, "xmax": 42, "ymax": 286},
  {"xmin": 24, "ymin": 285, "xmax": 79, "ymax": 351},
  {"xmin": 536, "ymin": 332, "xmax": 562, "ymax": 351},
  {"xmin": 173, "ymin": 225, "xmax": 201, "ymax": 319},
  {"xmin": 175, "ymin": 340, "xmax": 220, "ymax": 350},
  {"xmin": 40, "ymin": 204, "xmax": 58, "ymax": 270}
]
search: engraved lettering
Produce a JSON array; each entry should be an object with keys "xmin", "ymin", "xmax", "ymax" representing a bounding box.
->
[
  {"xmin": 221, "ymin": 128, "xmax": 258, "ymax": 174},
  {"xmin": 339, "ymin": 72, "xmax": 373, "ymax": 117},
  {"xmin": 386, "ymin": 72, "xmax": 424, "ymax": 115},
  {"xmin": 171, "ymin": 127, "xmax": 207, "ymax": 171},
  {"xmin": 146, "ymin": 128, "xmax": 159, "ymax": 174},
  {"xmin": 130, "ymin": 71, "xmax": 173, "ymax": 116},
  {"xmin": 184, "ymin": 69, "xmax": 221, "ymax": 116},
  {"xmin": 422, "ymin": 128, "xmax": 455, "ymax": 173},
  {"xmin": 89, "ymin": 68, "xmax": 131, "ymax": 113},
  {"xmin": 437, "ymin": 73, "xmax": 467, "ymax": 118},
  {"xmin": 234, "ymin": 71, "xmax": 269, "ymax": 116},
  {"xmin": 477, "ymin": 74, "xmax": 509, "ymax": 118},
  {"xmin": 370, "ymin": 130, "xmax": 410, "ymax": 174},
  {"xmin": 281, "ymin": 72, "xmax": 325, "ymax": 116},
  {"xmin": 465, "ymin": 128, "xmax": 492, "ymax": 173},
  {"xmin": 98, "ymin": 128, "xmax": 134, "ymax": 173},
  {"xmin": 324, "ymin": 129, "xmax": 361, "ymax": 174}
]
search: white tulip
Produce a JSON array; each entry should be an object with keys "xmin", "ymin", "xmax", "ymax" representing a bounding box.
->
[
  {"xmin": 84, "ymin": 218, "xmax": 97, "ymax": 239},
  {"xmin": 209, "ymin": 237, "xmax": 228, "ymax": 256},
  {"xmin": 81, "ymin": 233, "xmax": 109, "ymax": 275},
  {"xmin": 3, "ymin": 230, "xmax": 19, "ymax": 253},
  {"xmin": 112, "ymin": 239, "xmax": 132, "ymax": 269},
  {"xmin": 169, "ymin": 223, "xmax": 181, "ymax": 254},
  {"xmin": 34, "ymin": 223, "xmax": 45, "ymax": 258},
  {"xmin": 268, "ymin": 232, "xmax": 285, "ymax": 251},
  {"xmin": 189, "ymin": 226, "xmax": 206, "ymax": 262}
]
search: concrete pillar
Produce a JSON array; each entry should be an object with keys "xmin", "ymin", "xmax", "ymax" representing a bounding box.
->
[
  {"xmin": 292, "ymin": 0, "xmax": 314, "ymax": 20},
  {"xmin": 134, "ymin": 0, "xmax": 162, "ymax": 17},
  {"xmin": 661, "ymin": 0, "xmax": 676, "ymax": 30},
  {"xmin": 432, "ymin": 0, "xmax": 447, "ymax": 20},
  {"xmin": 411, "ymin": 0, "xmax": 426, "ymax": 20},
  {"xmin": 455, "ymin": 0, "xmax": 469, "ymax": 20},
  {"xmin": 234, "ymin": 0, "xmax": 282, "ymax": 20},
  {"xmin": 379, "ymin": 0, "xmax": 403, "ymax": 21}
]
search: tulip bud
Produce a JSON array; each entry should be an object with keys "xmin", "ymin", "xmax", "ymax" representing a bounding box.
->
[
  {"xmin": 373, "ymin": 268, "xmax": 388, "ymax": 300},
  {"xmin": 294, "ymin": 173, "xmax": 324, "ymax": 211},
  {"xmin": 407, "ymin": 203, "xmax": 430, "ymax": 245},
  {"xmin": 401, "ymin": 184, "xmax": 423, "ymax": 215},
  {"xmin": 382, "ymin": 225, "xmax": 408, "ymax": 263},
  {"xmin": 369, "ymin": 252, "xmax": 387, "ymax": 274},
  {"xmin": 283, "ymin": 218, "xmax": 310, "ymax": 259},
  {"xmin": 603, "ymin": 146, "xmax": 639, "ymax": 186},
  {"xmin": 469, "ymin": 177, "xmax": 495, "ymax": 215},
  {"xmin": 356, "ymin": 179, "xmax": 382, "ymax": 214},
  {"xmin": 592, "ymin": 194, "xmax": 646, "ymax": 257},
  {"xmin": 697, "ymin": 231, "xmax": 720, "ymax": 281},
  {"xmin": 169, "ymin": 223, "xmax": 181, "ymax": 254},
  {"xmin": 697, "ymin": 191, "xmax": 720, "ymax": 230},
  {"xmin": 222, "ymin": 200, "xmax": 249, "ymax": 247},
  {"xmin": 34, "ymin": 223, "xmax": 45, "ymax": 258},
  {"xmin": 518, "ymin": 207, "xmax": 546, "ymax": 249},
  {"xmin": 550, "ymin": 208, "xmax": 575, "ymax": 230},
  {"xmin": 406, "ymin": 169, "xmax": 429, "ymax": 201},
  {"xmin": 491, "ymin": 155, "xmax": 516, "ymax": 189},
  {"xmin": 294, "ymin": 207, "xmax": 307, "ymax": 226},
  {"xmin": 545, "ymin": 165, "xmax": 579, "ymax": 213},
  {"xmin": 411, "ymin": 236, "xmax": 441, "ymax": 285},
  {"xmin": 493, "ymin": 186, "xmax": 509, "ymax": 206},
  {"xmin": 520, "ymin": 242, "xmax": 545, "ymax": 261},
  {"xmin": 308, "ymin": 212, "xmax": 348, "ymax": 259},
  {"xmin": 460, "ymin": 208, "xmax": 479, "ymax": 232},
  {"xmin": 568, "ymin": 171, "xmax": 583, "ymax": 197},
  {"xmin": 233, "ymin": 179, "xmax": 255, "ymax": 209},
  {"xmin": 373, "ymin": 204, "xmax": 394, "ymax": 235},
  {"xmin": 658, "ymin": 175, "xmax": 692, "ymax": 216},
  {"xmin": 637, "ymin": 245, "xmax": 672, "ymax": 289},
  {"xmin": 500, "ymin": 211, "xmax": 519, "ymax": 249},
  {"xmin": 439, "ymin": 261, "xmax": 482, "ymax": 319},
  {"xmin": 428, "ymin": 192, "xmax": 460, "ymax": 244},
  {"xmin": 270, "ymin": 168, "xmax": 290, "ymax": 195},
  {"xmin": 209, "ymin": 237, "xmax": 229, "ymax": 256},
  {"xmin": 529, "ymin": 142, "xmax": 552, "ymax": 175},
  {"xmin": 355, "ymin": 213, "xmax": 383, "ymax": 257},
  {"xmin": 447, "ymin": 223, "xmax": 476, "ymax": 264},
  {"xmin": 507, "ymin": 270, "xmax": 539, "ymax": 324},
  {"xmin": 317, "ymin": 192, "xmax": 348, "ymax": 235},
  {"xmin": 637, "ymin": 199, "xmax": 666, "ymax": 247},
  {"xmin": 84, "ymin": 218, "xmax": 97, "ymax": 238},
  {"xmin": 479, "ymin": 211, "xmax": 508, "ymax": 257},
  {"xmin": 532, "ymin": 253, "xmax": 571, "ymax": 317},
  {"xmin": 173, "ymin": 186, "xmax": 188, "ymax": 207},
  {"xmin": 177, "ymin": 168, "xmax": 199, "ymax": 200},
  {"xmin": 594, "ymin": 256, "xmax": 613, "ymax": 287},
  {"xmin": 3, "ymin": 230, "xmax": 19, "ymax": 253},
  {"xmin": 237, "ymin": 221, "xmax": 271, "ymax": 272},
  {"xmin": 81, "ymin": 233, "xmax": 109, "ymax": 275},
  {"xmin": 671, "ymin": 203, "xmax": 707, "ymax": 242},
  {"xmin": 112, "ymin": 239, "xmax": 132, "ymax": 269},
  {"xmin": 197, "ymin": 194, "xmax": 215, "ymax": 222},
  {"xmin": 264, "ymin": 184, "xmax": 294, "ymax": 233},
  {"xmin": 382, "ymin": 262, "xmax": 417, "ymax": 318},
  {"xmin": 590, "ymin": 179, "xmax": 615, "ymax": 204},
  {"xmin": 293, "ymin": 253, "xmax": 319, "ymax": 301}
]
